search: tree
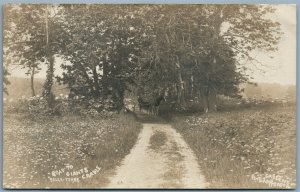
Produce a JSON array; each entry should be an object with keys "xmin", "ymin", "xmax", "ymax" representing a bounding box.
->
[
  {"xmin": 3, "ymin": 67, "xmax": 10, "ymax": 95},
  {"xmin": 4, "ymin": 5, "xmax": 47, "ymax": 96},
  {"xmin": 196, "ymin": 5, "xmax": 282, "ymax": 111},
  {"xmin": 136, "ymin": 5, "xmax": 282, "ymax": 112},
  {"xmin": 57, "ymin": 5, "xmax": 148, "ymax": 111},
  {"xmin": 4, "ymin": 4, "xmax": 65, "ymax": 100},
  {"xmin": 136, "ymin": 5, "xmax": 209, "ymax": 103}
]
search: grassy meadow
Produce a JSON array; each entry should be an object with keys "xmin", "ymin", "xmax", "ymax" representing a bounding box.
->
[
  {"xmin": 3, "ymin": 112, "xmax": 142, "ymax": 188},
  {"xmin": 3, "ymin": 77, "xmax": 296, "ymax": 189},
  {"xmin": 172, "ymin": 105, "xmax": 296, "ymax": 189}
]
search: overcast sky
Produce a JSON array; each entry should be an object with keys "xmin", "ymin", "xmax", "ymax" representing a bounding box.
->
[
  {"xmin": 249, "ymin": 4, "xmax": 296, "ymax": 85},
  {"xmin": 8, "ymin": 4, "xmax": 297, "ymax": 85}
]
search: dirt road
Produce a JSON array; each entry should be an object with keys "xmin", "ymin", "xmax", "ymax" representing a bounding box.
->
[{"xmin": 106, "ymin": 116, "xmax": 208, "ymax": 189}]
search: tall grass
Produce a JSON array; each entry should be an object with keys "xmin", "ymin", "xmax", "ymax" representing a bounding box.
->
[
  {"xmin": 171, "ymin": 106, "xmax": 296, "ymax": 189},
  {"xmin": 3, "ymin": 112, "xmax": 142, "ymax": 188}
]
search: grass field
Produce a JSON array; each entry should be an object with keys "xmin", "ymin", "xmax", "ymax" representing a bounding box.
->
[
  {"xmin": 171, "ymin": 106, "xmax": 296, "ymax": 189},
  {"xmin": 3, "ymin": 112, "xmax": 142, "ymax": 188}
]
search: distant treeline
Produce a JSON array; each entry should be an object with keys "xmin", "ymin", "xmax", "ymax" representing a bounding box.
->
[
  {"xmin": 241, "ymin": 83, "xmax": 296, "ymax": 101},
  {"xmin": 5, "ymin": 77, "xmax": 295, "ymax": 102}
]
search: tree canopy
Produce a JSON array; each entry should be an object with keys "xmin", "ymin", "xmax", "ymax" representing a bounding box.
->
[{"xmin": 4, "ymin": 4, "xmax": 282, "ymax": 112}]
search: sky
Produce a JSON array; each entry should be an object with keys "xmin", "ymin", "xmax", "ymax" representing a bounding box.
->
[
  {"xmin": 248, "ymin": 4, "xmax": 296, "ymax": 85},
  {"xmin": 8, "ymin": 4, "xmax": 297, "ymax": 85}
]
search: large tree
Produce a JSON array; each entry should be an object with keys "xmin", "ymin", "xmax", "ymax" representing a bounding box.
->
[
  {"xmin": 4, "ymin": 4, "xmax": 65, "ymax": 102},
  {"xmin": 135, "ymin": 5, "xmax": 281, "ymax": 112},
  {"xmin": 136, "ymin": 5, "xmax": 208, "ymax": 102},
  {"xmin": 199, "ymin": 4, "xmax": 282, "ymax": 111},
  {"xmin": 57, "ymin": 5, "xmax": 148, "ymax": 110}
]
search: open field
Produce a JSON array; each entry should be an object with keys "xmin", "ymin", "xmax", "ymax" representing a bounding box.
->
[
  {"xmin": 171, "ymin": 106, "xmax": 296, "ymax": 189},
  {"xmin": 3, "ymin": 91, "xmax": 296, "ymax": 189},
  {"xmin": 4, "ymin": 77, "xmax": 69, "ymax": 100},
  {"xmin": 3, "ymin": 112, "xmax": 142, "ymax": 188}
]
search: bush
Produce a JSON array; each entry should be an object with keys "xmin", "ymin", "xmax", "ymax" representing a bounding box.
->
[{"xmin": 3, "ymin": 95, "xmax": 116, "ymax": 117}]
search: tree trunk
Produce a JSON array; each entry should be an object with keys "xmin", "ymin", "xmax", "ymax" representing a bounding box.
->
[
  {"xmin": 112, "ymin": 79, "xmax": 125, "ymax": 111},
  {"xmin": 43, "ymin": 54, "xmax": 55, "ymax": 108},
  {"xmin": 43, "ymin": 5, "xmax": 55, "ymax": 108},
  {"xmin": 201, "ymin": 87, "xmax": 218, "ymax": 113},
  {"xmin": 117, "ymin": 82, "xmax": 125, "ymax": 111},
  {"xmin": 30, "ymin": 67, "xmax": 36, "ymax": 96},
  {"xmin": 92, "ymin": 66, "xmax": 100, "ymax": 97},
  {"xmin": 190, "ymin": 75, "xmax": 194, "ymax": 98},
  {"xmin": 208, "ymin": 87, "xmax": 217, "ymax": 112},
  {"xmin": 207, "ymin": 55, "xmax": 218, "ymax": 112},
  {"xmin": 176, "ymin": 63, "xmax": 186, "ymax": 105},
  {"xmin": 201, "ymin": 86, "xmax": 209, "ymax": 113},
  {"xmin": 205, "ymin": 8, "xmax": 223, "ymax": 112},
  {"xmin": 102, "ymin": 59, "xmax": 109, "ymax": 100}
]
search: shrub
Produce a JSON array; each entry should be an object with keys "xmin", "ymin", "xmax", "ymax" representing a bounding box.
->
[{"xmin": 3, "ymin": 95, "xmax": 117, "ymax": 117}]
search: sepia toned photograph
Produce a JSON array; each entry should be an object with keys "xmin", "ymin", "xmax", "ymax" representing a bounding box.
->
[{"xmin": 3, "ymin": 4, "xmax": 296, "ymax": 189}]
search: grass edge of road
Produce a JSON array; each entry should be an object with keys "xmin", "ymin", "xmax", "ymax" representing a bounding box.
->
[
  {"xmin": 3, "ymin": 112, "xmax": 142, "ymax": 189},
  {"xmin": 170, "ymin": 106, "xmax": 296, "ymax": 189}
]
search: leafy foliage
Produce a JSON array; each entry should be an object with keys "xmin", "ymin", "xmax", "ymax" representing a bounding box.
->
[
  {"xmin": 134, "ymin": 5, "xmax": 282, "ymax": 111},
  {"xmin": 4, "ymin": 4, "xmax": 68, "ymax": 104},
  {"xmin": 4, "ymin": 4, "xmax": 282, "ymax": 112},
  {"xmin": 56, "ymin": 5, "xmax": 148, "ymax": 110},
  {"xmin": 3, "ymin": 67, "xmax": 10, "ymax": 95}
]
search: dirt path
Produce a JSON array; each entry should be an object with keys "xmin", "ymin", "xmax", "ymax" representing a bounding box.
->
[{"xmin": 106, "ymin": 114, "xmax": 208, "ymax": 189}]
